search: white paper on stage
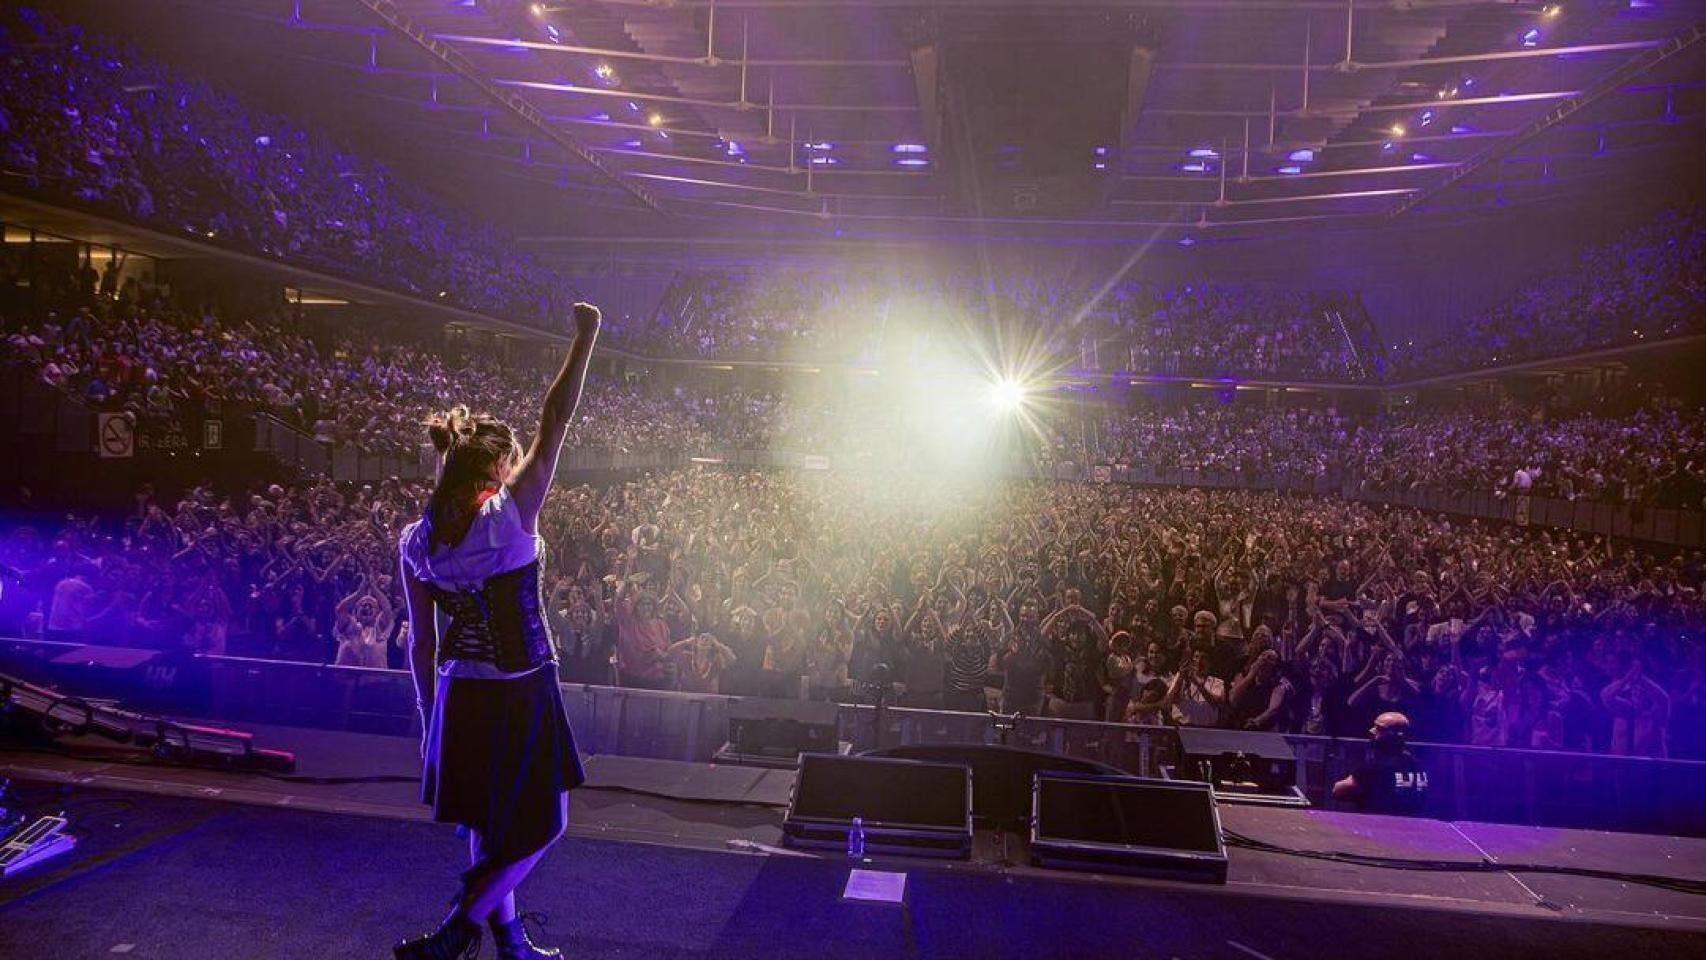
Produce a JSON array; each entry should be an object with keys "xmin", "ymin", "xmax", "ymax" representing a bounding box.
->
[{"xmin": 842, "ymin": 868, "xmax": 907, "ymax": 904}]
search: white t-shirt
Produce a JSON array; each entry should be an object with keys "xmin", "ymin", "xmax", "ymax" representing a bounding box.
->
[
  {"xmin": 399, "ymin": 486, "xmax": 545, "ymax": 679},
  {"xmin": 1171, "ymin": 677, "xmax": 1225, "ymax": 727}
]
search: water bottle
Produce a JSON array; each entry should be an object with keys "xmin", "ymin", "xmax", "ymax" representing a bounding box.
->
[{"xmin": 846, "ymin": 816, "xmax": 866, "ymax": 862}]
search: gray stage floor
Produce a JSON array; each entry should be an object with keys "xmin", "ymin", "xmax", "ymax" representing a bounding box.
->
[{"xmin": 2, "ymin": 720, "xmax": 1703, "ymax": 939}]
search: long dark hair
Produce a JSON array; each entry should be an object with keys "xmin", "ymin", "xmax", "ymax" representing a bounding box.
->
[{"xmin": 423, "ymin": 405, "xmax": 521, "ymax": 549}]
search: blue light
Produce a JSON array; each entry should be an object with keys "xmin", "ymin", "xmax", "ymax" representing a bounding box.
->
[
  {"xmin": 544, "ymin": 24, "xmax": 561, "ymax": 42},
  {"xmin": 1450, "ymin": 123, "xmax": 1475, "ymax": 134},
  {"xmin": 1463, "ymin": 77, "xmax": 1476, "ymax": 89},
  {"xmin": 891, "ymin": 143, "xmax": 927, "ymax": 153},
  {"xmin": 1522, "ymin": 28, "xmax": 1542, "ymax": 46},
  {"xmin": 1179, "ymin": 161, "xmax": 1211, "ymax": 173},
  {"xmin": 724, "ymin": 140, "xmax": 744, "ymax": 156},
  {"xmin": 808, "ymin": 155, "xmax": 839, "ymax": 165},
  {"xmin": 805, "ymin": 141, "xmax": 835, "ymax": 150},
  {"xmin": 1410, "ymin": 152, "xmax": 1433, "ymax": 162},
  {"xmin": 1276, "ymin": 165, "xmax": 1302, "ymax": 175},
  {"xmin": 1093, "ymin": 161, "xmax": 1108, "ymax": 171},
  {"xmin": 588, "ymin": 111, "xmax": 610, "ymax": 121},
  {"xmin": 894, "ymin": 157, "xmax": 929, "ymax": 167},
  {"xmin": 1187, "ymin": 148, "xmax": 1219, "ymax": 159},
  {"xmin": 254, "ymin": 135, "xmax": 271, "ymax": 147},
  {"xmin": 1093, "ymin": 145, "xmax": 1112, "ymax": 157},
  {"xmin": 620, "ymin": 138, "xmax": 643, "ymax": 149},
  {"xmin": 1382, "ymin": 141, "xmax": 1395, "ymax": 151},
  {"xmin": 657, "ymin": 130, "xmax": 669, "ymax": 140},
  {"xmin": 1177, "ymin": 235, "xmax": 1196, "ymax": 247},
  {"xmin": 1419, "ymin": 110, "xmax": 1435, "ymax": 127},
  {"xmin": 1287, "ymin": 148, "xmax": 1315, "ymax": 162},
  {"xmin": 627, "ymin": 101, "xmax": 641, "ymax": 112}
]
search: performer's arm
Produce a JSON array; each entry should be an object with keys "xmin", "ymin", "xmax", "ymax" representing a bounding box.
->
[
  {"xmin": 510, "ymin": 302, "xmax": 602, "ymax": 530},
  {"xmin": 402, "ymin": 560, "xmax": 439, "ymax": 735}
]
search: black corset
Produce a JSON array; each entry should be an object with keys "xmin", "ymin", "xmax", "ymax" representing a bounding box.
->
[{"xmin": 426, "ymin": 560, "xmax": 556, "ymax": 673}]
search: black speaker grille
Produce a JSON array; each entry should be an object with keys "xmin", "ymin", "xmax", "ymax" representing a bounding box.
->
[
  {"xmin": 793, "ymin": 755, "xmax": 969, "ymax": 830},
  {"xmin": 1036, "ymin": 776, "xmax": 1220, "ymax": 853}
]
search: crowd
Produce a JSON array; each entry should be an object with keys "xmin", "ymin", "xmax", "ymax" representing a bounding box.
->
[
  {"xmin": 0, "ymin": 477, "xmax": 414, "ymax": 666},
  {"xmin": 2, "ymin": 3, "xmax": 1702, "ymax": 769},
  {"xmin": 4, "ymin": 6, "xmax": 1700, "ymax": 386},
  {"xmin": 0, "ymin": 8, "xmax": 577, "ymax": 331},
  {"xmin": 5, "ymin": 272, "xmax": 1702, "ymax": 508},
  {"xmin": 1397, "ymin": 206, "xmax": 1706, "ymax": 376},
  {"xmin": 0, "ymin": 270, "xmax": 829, "ymax": 457},
  {"xmin": 5, "ymin": 470, "xmax": 1699, "ymax": 759},
  {"xmin": 1079, "ymin": 399, "xmax": 1706, "ymax": 508},
  {"xmin": 649, "ymin": 266, "xmax": 1382, "ymax": 380}
]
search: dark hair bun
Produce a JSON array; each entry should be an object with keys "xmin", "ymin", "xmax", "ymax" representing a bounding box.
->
[{"xmin": 424, "ymin": 404, "xmax": 474, "ymax": 453}]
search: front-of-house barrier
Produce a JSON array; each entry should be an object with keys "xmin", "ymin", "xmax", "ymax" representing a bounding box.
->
[{"xmin": 3, "ymin": 638, "xmax": 1701, "ymax": 838}]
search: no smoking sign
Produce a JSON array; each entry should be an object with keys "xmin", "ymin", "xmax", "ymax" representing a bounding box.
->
[{"xmin": 97, "ymin": 412, "xmax": 135, "ymax": 459}]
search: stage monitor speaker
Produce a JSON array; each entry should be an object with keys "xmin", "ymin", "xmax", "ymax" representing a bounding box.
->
[
  {"xmin": 865, "ymin": 743, "xmax": 1121, "ymax": 828},
  {"xmin": 722, "ymin": 698, "xmax": 840, "ymax": 765},
  {"xmin": 1030, "ymin": 772, "xmax": 1227, "ymax": 884},
  {"xmin": 1173, "ymin": 727, "xmax": 1307, "ymax": 807},
  {"xmin": 783, "ymin": 753, "xmax": 973, "ymax": 858}
]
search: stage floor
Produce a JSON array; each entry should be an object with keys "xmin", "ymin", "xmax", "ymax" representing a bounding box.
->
[{"xmin": 2, "ymin": 723, "xmax": 1703, "ymax": 959}]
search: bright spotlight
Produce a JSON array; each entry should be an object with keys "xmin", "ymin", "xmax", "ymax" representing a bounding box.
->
[{"xmin": 990, "ymin": 378, "xmax": 1027, "ymax": 411}]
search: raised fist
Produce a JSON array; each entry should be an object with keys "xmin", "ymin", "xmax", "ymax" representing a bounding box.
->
[{"xmin": 572, "ymin": 301, "xmax": 602, "ymax": 336}]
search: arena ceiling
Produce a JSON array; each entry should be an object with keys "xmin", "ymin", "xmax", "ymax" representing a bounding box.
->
[{"xmin": 48, "ymin": 0, "xmax": 1706, "ymax": 254}]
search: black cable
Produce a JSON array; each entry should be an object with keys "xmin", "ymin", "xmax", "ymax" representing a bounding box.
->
[{"xmin": 1222, "ymin": 829, "xmax": 1706, "ymax": 896}]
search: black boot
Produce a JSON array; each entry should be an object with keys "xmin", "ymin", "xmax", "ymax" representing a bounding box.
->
[
  {"xmin": 489, "ymin": 912, "xmax": 561, "ymax": 960},
  {"xmin": 393, "ymin": 915, "xmax": 480, "ymax": 960}
]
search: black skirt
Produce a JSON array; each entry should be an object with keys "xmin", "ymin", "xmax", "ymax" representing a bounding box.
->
[{"xmin": 421, "ymin": 666, "xmax": 586, "ymax": 869}]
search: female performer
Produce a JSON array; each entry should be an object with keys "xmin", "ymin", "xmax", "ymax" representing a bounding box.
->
[{"xmin": 393, "ymin": 303, "xmax": 601, "ymax": 960}]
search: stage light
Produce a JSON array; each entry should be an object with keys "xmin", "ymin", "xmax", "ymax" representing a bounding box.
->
[
  {"xmin": 648, "ymin": 112, "xmax": 664, "ymax": 127},
  {"xmin": 1390, "ymin": 123, "xmax": 1406, "ymax": 137},
  {"xmin": 989, "ymin": 378, "xmax": 1028, "ymax": 412},
  {"xmin": 1543, "ymin": 4, "xmax": 1561, "ymax": 18},
  {"xmin": 594, "ymin": 63, "xmax": 616, "ymax": 81},
  {"xmin": 530, "ymin": 3, "xmax": 546, "ymax": 16}
]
